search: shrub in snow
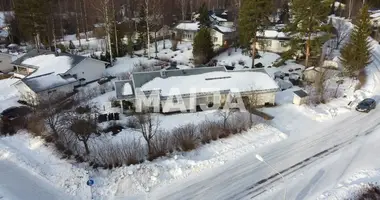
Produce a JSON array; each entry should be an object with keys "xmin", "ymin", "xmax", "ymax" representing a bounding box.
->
[
  {"xmin": 91, "ymin": 139, "xmax": 144, "ymax": 167},
  {"xmin": 149, "ymin": 131, "xmax": 173, "ymax": 160},
  {"xmin": 351, "ymin": 183, "xmax": 380, "ymax": 200},
  {"xmin": 172, "ymin": 124, "xmax": 200, "ymax": 152},
  {"xmin": 238, "ymin": 59, "xmax": 245, "ymax": 66}
]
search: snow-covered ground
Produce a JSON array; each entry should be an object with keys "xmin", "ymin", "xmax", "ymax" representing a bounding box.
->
[
  {"xmin": 2, "ymin": 16, "xmax": 380, "ymax": 200},
  {"xmin": 0, "ymin": 78, "xmax": 21, "ymax": 113}
]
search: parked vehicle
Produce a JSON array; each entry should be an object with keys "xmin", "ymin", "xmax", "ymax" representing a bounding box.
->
[{"xmin": 356, "ymin": 98, "xmax": 376, "ymax": 113}]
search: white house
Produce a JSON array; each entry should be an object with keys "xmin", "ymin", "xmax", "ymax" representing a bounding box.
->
[
  {"xmin": 256, "ymin": 28, "xmax": 291, "ymax": 53},
  {"xmin": 0, "ymin": 53, "xmax": 13, "ymax": 73},
  {"xmin": 174, "ymin": 22, "xmax": 236, "ymax": 47},
  {"xmin": 115, "ymin": 67, "xmax": 279, "ymax": 113},
  {"xmin": 12, "ymin": 49, "xmax": 109, "ymax": 104}
]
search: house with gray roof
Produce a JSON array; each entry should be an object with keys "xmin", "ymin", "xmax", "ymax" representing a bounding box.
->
[
  {"xmin": 12, "ymin": 49, "xmax": 109, "ymax": 104},
  {"xmin": 114, "ymin": 66, "xmax": 279, "ymax": 113}
]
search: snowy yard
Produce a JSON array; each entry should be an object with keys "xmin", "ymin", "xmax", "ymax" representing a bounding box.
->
[{"xmin": 3, "ymin": 16, "xmax": 380, "ymax": 200}]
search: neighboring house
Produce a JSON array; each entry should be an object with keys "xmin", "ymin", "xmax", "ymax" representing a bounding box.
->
[
  {"xmin": 256, "ymin": 27, "xmax": 291, "ymax": 53},
  {"xmin": 174, "ymin": 22, "xmax": 236, "ymax": 47},
  {"xmin": 0, "ymin": 29, "xmax": 8, "ymax": 44},
  {"xmin": 173, "ymin": 22, "xmax": 199, "ymax": 42},
  {"xmin": 114, "ymin": 66, "xmax": 279, "ymax": 113},
  {"xmin": 0, "ymin": 53, "xmax": 13, "ymax": 73},
  {"xmin": 174, "ymin": 8, "xmax": 236, "ymax": 47},
  {"xmin": 123, "ymin": 25, "xmax": 172, "ymax": 44},
  {"xmin": 12, "ymin": 49, "xmax": 109, "ymax": 104},
  {"xmin": 370, "ymin": 10, "xmax": 380, "ymax": 27}
]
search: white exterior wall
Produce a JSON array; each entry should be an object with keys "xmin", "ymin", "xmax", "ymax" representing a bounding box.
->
[
  {"xmin": 37, "ymin": 83, "xmax": 76, "ymax": 99},
  {"xmin": 211, "ymin": 30, "xmax": 224, "ymax": 46},
  {"xmin": 159, "ymin": 92, "xmax": 276, "ymax": 113},
  {"xmin": 0, "ymin": 53, "xmax": 13, "ymax": 72},
  {"xmin": 65, "ymin": 58, "xmax": 106, "ymax": 85},
  {"xmin": 255, "ymin": 92, "xmax": 276, "ymax": 105},
  {"xmin": 14, "ymin": 81, "xmax": 38, "ymax": 104},
  {"xmin": 161, "ymin": 97, "xmax": 196, "ymax": 113},
  {"xmin": 256, "ymin": 39, "xmax": 290, "ymax": 53},
  {"xmin": 175, "ymin": 30, "xmax": 197, "ymax": 42}
]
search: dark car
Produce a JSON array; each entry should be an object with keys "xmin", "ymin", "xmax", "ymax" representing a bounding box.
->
[{"xmin": 356, "ymin": 98, "xmax": 376, "ymax": 113}]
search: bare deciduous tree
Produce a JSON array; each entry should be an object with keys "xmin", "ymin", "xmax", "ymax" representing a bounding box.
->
[
  {"xmin": 215, "ymin": 108, "xmax": 237, "ymax": 128},
  {"xmin": 69, "ymin": 107, "xmax": 99, "ymax": 155},
  {"xmin": 92, "ymin": 0, "xmax": 114, "ymax": 65},
  {"xmin": 333, "ymin": 19, "xmax": 350, "ymax": 49},
  {"xmin": 134, "ymin": 110, "xmax": 161, "ymax": 156}
]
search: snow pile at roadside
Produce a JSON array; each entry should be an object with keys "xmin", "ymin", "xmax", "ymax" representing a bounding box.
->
[
  {"xmin": 92, "ymin": 124, "xmax": 287, "ymax": 199},
  {"xmin": 318, "ymin": 170, "xmax": 380, "ymax": 200},
  {"xmin": 0, "ymin": 133, "xmax": 89, "ymax": 199}
]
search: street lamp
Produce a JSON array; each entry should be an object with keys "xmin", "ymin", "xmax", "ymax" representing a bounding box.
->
[{"xmin": 255, "ymin": 154, "xmax": 287, "ymax": 200}]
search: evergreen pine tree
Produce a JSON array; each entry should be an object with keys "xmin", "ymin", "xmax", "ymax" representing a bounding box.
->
[
  {"xmin": 340, "ymin": 4, "xmax": 372, "ymax": 77},
  {"xmin": 193, "ymin": 27, "xmax": 214, "ymax": 65},
  {"xmin": 238, "ymin": 0, "xmax": 273, "ymax": 68},
  {"xmin": 198, "ymin": 3, "xmax": 210, "ymax": 28},
  {"xmin": 286, "ymin": 0, "xmax": 333, "ymax": 67},
  {"xmin": 278, "ymin": 1, "xmax": 290, "ymax": 24}
]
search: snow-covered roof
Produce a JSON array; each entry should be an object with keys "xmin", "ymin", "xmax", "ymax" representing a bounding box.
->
[
  {"xmin": 214, "ymin": 25, "xmax": 235, "ymax": 33},
  {"xmin": 211, "ymin": 14, "xmax": 227, "ymax": 22},
  {"xmin": 140, "ymin": 71, "xmax": 279, "ymax": 96},
  {"xmin": 22, "ymin": 54, "xmax": 80, "ymax": 78},
  {"xmin": 115, "ymin": 80, "xmax": 135, "ymax": 100},
  {"xmin": 257, "ymin": 30, "xmax": 289, "ymax": 39},
  {"xmin": 122, "ymin": 82, "xmax": 133, "ymax": 95},
  {"xmin": 175, "ymin": 22, "xmax": 199, "ymax": 31},
  {"xmin": 371, "ymin": 12, "xmax": 380, "ymax": 19},
  {"xmin": 22, "ymin": 73, "xmax": 77, "ymax": 93}
]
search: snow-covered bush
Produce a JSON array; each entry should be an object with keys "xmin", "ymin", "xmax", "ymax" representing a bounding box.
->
[
  {"xmin": 172, "ymin": 124, "xmax": 200, "ymax": 152},
  {"xmin": 350, "ymin": 183, "xmax": 380, "ymax": 200}
]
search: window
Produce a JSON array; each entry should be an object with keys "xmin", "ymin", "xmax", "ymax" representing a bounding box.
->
[
  {"xmin": 279, "ymin": 41, "xmax": 287, "ymax": 47},
  {"xmin": 213, "ymin": 37, "xmax": 218, "ymax": 42},
  {"xmin": 172, "ymin": 96, "xmax": 178, "ymax": 103}
]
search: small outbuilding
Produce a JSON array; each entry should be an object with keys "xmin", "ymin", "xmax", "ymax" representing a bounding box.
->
[{"xmin": 293, "ymin": 90, "xmax": 308, "ymax": 105}]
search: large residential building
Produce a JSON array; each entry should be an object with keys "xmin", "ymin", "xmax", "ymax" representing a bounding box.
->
[{"xmin": 114, "ymin": 67, "xmax": 279, "ymax": 113}]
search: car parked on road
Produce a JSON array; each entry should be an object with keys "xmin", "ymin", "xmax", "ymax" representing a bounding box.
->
[{"xmin": 356, "ymin": 98, "xmax": 376, "ymax": 113}]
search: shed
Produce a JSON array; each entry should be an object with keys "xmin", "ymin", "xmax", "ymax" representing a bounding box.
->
[{"xmin": 293, "ymin": 90, "xmax": 308, "ymax": 105}]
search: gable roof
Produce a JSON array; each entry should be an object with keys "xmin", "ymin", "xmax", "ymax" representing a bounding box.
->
[
  {"xmin": 175, "ymin": 22, "xmax": 199, "ymax": 31},
  {"xmin": 294, "ymin": 90, "xmax": 308, "ymax": 98},
  {"xmin": 132, "ymin": 66, "xmax": 227, "ymax": 88},
  {"xmin": 12, "ymin": 49, "xmax": 86, "ymax": 68},
  {"xmin": 213, "ymin": 25, "xmax": 235, "ymax": 33},
  {"xmin": 20, "ymin": 73, "xmax": 78, "ymax": 93},
  {"xmin": 115, "ymin": 80, "xmax": 135, "ymax": 100},
  {"xmin": 140, "ymin": 70, "xmax": 278, "ymax": 96}
]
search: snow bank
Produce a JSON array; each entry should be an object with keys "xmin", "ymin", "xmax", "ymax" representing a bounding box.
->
[
  {"xmin": 93, "ymin": 124, "xmax": 287, "ymax": 199},
  {"xmin": 0, "ymin": 133, "xmax": 90, "ymax": 199},
  {"xmin": 318, "ymin": 170, "xmax": 380, "ymax": 200}
]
